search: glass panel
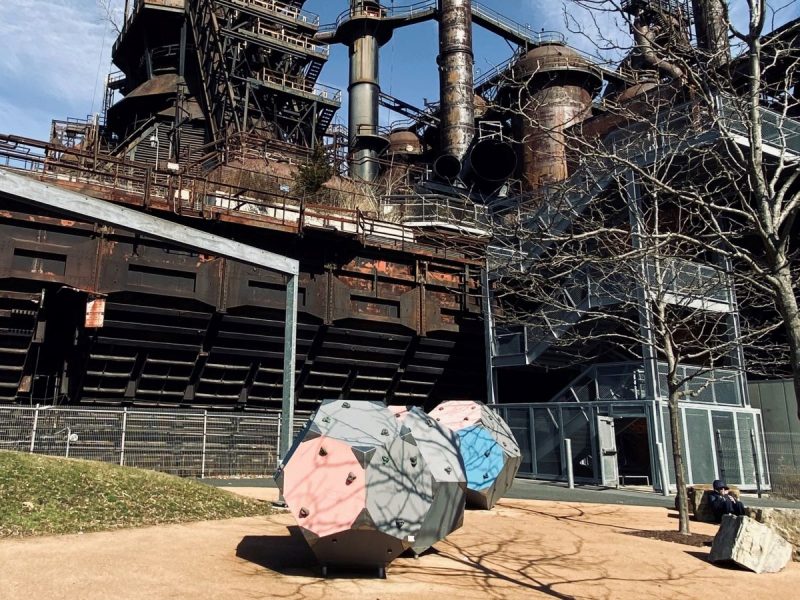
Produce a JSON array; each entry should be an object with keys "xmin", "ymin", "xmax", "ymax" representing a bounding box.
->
[
  {"xmin": 711, "ymin": 411, "xmax": 740, "ymax": 485},
  {"xmin": 596, "ymin": 365, "xmax": 641, "ymax": 401},
  {"xmin": 686, "ymin": 408, "xmax": 715, "ymax": 484},
  {"xmin": 712, "ymin": 370, "xmax": 740, "ymax": 405},
  {"xmin": 506, "ymin": 407, "xmax": 533, "ymax": 475},
  {"xmin": 495, "ymin": 326, "xmax": 524, "ymax": 356},
  {"xmin": 658, "ymin": 364, "xmax": 669, "ymax": 401},
  {"xmin": 685, "ymin": 370, "xmax": 714, "ymax": 403},
  {"xmin": 532, "ymin": 407, "xmax": 561, "ymax": 477},
  {"xmin": 562, "ymin": 407, "xmax": 594, "ymax": 479}
]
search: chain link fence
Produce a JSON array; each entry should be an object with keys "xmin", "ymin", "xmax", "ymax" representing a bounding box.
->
[
  {"xmin": 0, "ymin": 406, "xmax": 311, "ymax": 478},
  {"xmin": 762, "ymin": 432, "xmax": 800, "ymax": 501}
]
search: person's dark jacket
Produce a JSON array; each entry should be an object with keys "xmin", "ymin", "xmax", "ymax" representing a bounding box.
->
[{"xmin": 708, "ymin": 490, "xmax": 745, "ymax": 523}]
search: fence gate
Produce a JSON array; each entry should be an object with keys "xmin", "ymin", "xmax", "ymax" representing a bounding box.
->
[{"xmin": 597, "ymin": 416, "xmax": 619, "ymax": 488}]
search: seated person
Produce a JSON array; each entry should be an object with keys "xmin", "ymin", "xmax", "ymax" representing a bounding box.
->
[{"xmin": 708, "ymin": 479, "xmax": 745, "ymax": 523}]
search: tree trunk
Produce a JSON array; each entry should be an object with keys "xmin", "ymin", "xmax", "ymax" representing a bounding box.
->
[
  {"xmin": 668, "ymin": 389, "xmax": 691, "ymax": 535},
  {"xmin": 772, "ymin": 265, "xmax": 800, "ymax": 421}
]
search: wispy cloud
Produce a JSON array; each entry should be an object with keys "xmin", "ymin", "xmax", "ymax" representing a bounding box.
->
[{"xmin": 0, "ymin": 0, "xmax": 114, "ymax": 139}]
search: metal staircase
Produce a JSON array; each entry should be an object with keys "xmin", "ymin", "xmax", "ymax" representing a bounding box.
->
[{"xmin": 0, "ymin": 291, "xmax": 42, "ymax": 401}]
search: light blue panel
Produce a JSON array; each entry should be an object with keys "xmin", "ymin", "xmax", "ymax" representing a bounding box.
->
[{"xmin": 458, "ymin": 425, "xmax": 505, "ymax": 491}]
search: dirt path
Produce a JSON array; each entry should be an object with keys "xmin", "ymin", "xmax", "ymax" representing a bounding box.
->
[{"xmin": 1, "ymin": 488, "xmax": 797, "ymax": 599}]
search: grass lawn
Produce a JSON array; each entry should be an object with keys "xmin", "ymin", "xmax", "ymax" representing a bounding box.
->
[{"xmin": 0, "ymin": 451, "xmax": 272, "ymax": 537}]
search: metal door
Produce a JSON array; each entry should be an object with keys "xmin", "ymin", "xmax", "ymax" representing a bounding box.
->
[{"xmin": 597, "ymin": 416, "xmax": 619, "ymax": 488}]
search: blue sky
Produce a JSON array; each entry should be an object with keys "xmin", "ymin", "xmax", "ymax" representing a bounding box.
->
[{"xmin": 0, "ymin": 1, "xmax": 797, "ymax": 141}]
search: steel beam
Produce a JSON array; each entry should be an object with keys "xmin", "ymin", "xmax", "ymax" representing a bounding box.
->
[
  {"xmin": 0, "ymin": 170, "xmax": 298, "ymax": 276},
  {"xmin": 0, "ymin": 169, "xmax": 299, "ymax": 437}
]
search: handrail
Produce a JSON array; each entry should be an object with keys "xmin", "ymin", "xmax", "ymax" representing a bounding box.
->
[
  {"xmin": 221, "ymin": 0, "xmax": 320, "ymax": 27},
  {"xmin": 238, "ymin": 21, "xmax": 329, "ymax": 56},
  {"xmin": 318, "ymin": 1, "xmax": 437, "ymax": 35},
  {"xmin": 0, "ymin": 134, "xmax": 489, "ymax": 259},
  {"xmin": 258, "ymin": 69, "xmax": 342, "ymax": 103},
  {"xmin": 471, "ymin": 1, "xmax": 558, "ymax": 46}
]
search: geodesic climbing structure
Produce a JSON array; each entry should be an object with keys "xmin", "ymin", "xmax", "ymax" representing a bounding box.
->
[
  {"xmin": 275, "ymin": 399, "xmax": 466, "ymax": 573},
  {"xmin": 430, "ymin": 400, "xmax": 521, "ymax": 509}
]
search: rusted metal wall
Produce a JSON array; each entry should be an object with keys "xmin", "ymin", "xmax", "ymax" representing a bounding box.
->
[{"xmin": 0, "ymin": 198, "xmax": 484, "ymax": 410}]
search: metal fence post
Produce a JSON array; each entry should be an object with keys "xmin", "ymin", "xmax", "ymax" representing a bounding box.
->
[
  {"xmin": 750, "ymin": 429, "xmax": 762, "ymax": 498},
  {"xmin": 119, "ymin": 408, "xmax": 128, "ymax": 467},
  {"xmin": 201, "ymin": 410, "xmax": 208, "ymax": 479},
  {"xmin": 276, "ymin": 413, "xmax": 282, "ymax": 461},
  {"xmin": 29, "ymin": 404, "xmax": 40, "ymax": 453},
  {"xmin": 564, "ymin": 438, "xmax": 574, "ymax": 489},
  {"xmin": 715, "ymin": 429, "xmax": 726, "ymax": 482},
  {"xmin": 656, "ymin": 441, "xmax": 670, "ymax": 497}
]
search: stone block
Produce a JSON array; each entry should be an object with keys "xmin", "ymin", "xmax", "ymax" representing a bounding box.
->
[
  {"xmin": 709, "ymin": 515, "xmax": 793, "ymax": 573},
  {"xmin": 745, "ymin": 507, "xmax": 800, "ymax": 562}
]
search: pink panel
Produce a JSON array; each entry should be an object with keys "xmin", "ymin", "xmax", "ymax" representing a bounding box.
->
[
  {"xmin": 388, "ymin": 406, "xmax": 409, "ymax": 421},
  {"xmin": 431, "ymin": 400, "xmax": 481, "ymax": 431},
  {"xmin": 283, "ymin": 435, "xmax": 367, "ymax": 538}
]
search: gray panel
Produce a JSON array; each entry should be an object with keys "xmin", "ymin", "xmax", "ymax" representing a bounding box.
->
[
  {"xmin": 412, "ymin": 480, "xmax": 466, "ymax": 555},
  {"xmin": 401, "ymin": 407, "xmax": 466, "ymax": 483},
  {"xmin": 686, "ymin": 408, "xmax": 715, "ymax": 484},
  {"xmin": 307, "ymin": 530, "xmax": 408, "ymax": 569},
  {"xmin": 316, "ymin": 399, "xmax": 399, "ymax": 446},
  {"xmin": 366, "ymin": 435, "xmax": 433, "ymax": 540}
]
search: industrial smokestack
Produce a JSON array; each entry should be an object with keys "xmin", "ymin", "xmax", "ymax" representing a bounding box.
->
[
  {"xmin": 437, "ymin": 0, "xmax": 475, "ymax": 178},
  {"xmin": 346, "ymin": 0, "xmax": 386, "ymax": 182},
  {"xmin": 692, "ymin": 0, "xmax": 731, "ymax": 67}
]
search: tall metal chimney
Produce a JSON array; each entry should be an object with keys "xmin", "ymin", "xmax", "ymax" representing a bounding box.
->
[
  {"xmin": 345, "ymin": 1, "xmax": 390, "ymax": 182},
  {"xmin": 692, "ymin": 0, "xmax": 730, "ymax": 67},
  {"xmin": 436, "ymin": 0, "xmax": 475, "ymax": 179}
]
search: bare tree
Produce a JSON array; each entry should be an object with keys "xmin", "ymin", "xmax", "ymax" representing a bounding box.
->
[
  {"xmin": 485, "ymin": 0, "xmax": 798, "ymax": 533},
  {"xmin": 558, "ymin": 0, "xmax": 800, "ymax": 410},
  {"xmin": 97, "ymin": 0, "xmax": 127, "ymax": 34}
]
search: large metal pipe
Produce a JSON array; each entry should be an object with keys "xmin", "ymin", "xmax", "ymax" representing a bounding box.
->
[
  {"xmin": 348, "ymin": 1, "xmax": 384, "ymax": 182},
  {"xmin": 692, "ymin": 0, "xmax": 731, "ymax": 67},
  {"xmin": 462, "ymin": 137, "xmax": 517, "ymax": 193},
  {"xmin": 437, "ymin": 0, "xmax": 475, "ymax": 176},
  {"xmin": 632, "ymin": 17, "xmax": 685, "ymax": 81}
]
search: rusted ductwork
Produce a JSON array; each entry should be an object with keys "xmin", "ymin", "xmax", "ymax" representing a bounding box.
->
[
  {"xmin": 692, "ymin": 0, "xmax": 731, "ymax": 67},
  {"xmin": 436, "ymin": 0, "xmax": 475, "ymax": 178},
  {"xmin": 631, "ymin": 12, "xmax": 686, "ymax": 81}
]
